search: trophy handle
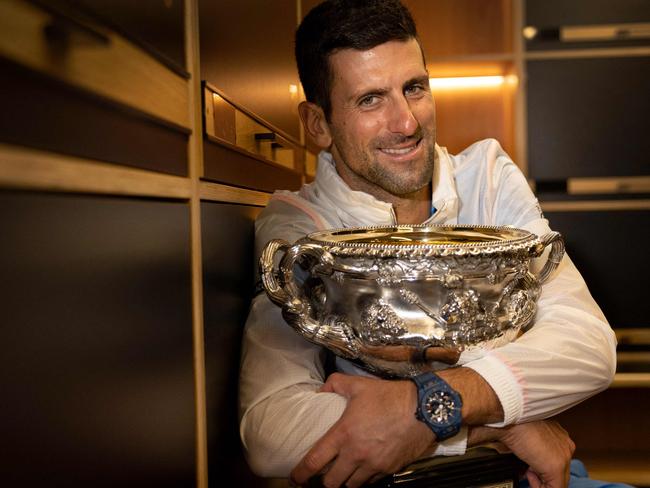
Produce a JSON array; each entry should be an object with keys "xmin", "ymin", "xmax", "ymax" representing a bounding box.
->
[
  {"xmin": 259, "ymin": 239, "xmax": 292, "ymax": 306},
  {"xmin": 259, "ymin": 240, "xmax": 360, "ymax": 359},
  {"xmin": 277, "ymin": 242, "xmax": 335, "ymax": 313},
  {"xmin": 534, "ymin": 231, "xmax": 565, "ymax": 284}
]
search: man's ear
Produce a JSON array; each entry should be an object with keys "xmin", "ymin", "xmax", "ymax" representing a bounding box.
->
[{"xmin": 299, "ymin": 101, "xmax": 332, "ymax": 149}]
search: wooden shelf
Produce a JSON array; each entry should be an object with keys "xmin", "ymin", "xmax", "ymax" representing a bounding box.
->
[
  {"xmin": 525, "ymin": 46, "xmax": 650, "ymax": 60},
  {"xmin": 0, "ymin": 143, "xmax": 273, "ymax": 207},
  {"xmin": 0, "ymin": 143, "xmax": 191, "ymax": 199},
  {"xmin": 611, "ymin": 373, "xmax": 650, "ymax": 388}
]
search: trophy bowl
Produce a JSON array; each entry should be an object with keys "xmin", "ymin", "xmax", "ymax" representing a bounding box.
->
[{"xmin": 260, "ymin": 224, "xmax": 564, "ymax": 377}]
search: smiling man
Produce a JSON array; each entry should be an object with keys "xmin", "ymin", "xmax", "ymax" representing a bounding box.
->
[
  {"xmin": 238, "ymin": 1, "xmax": 619, "ymax": 487},
  {"xmin": 320, "ymin": 38, "xmax": 436, "ymax": 215}
]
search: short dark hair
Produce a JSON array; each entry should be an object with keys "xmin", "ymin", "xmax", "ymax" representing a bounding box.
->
[{"xmin": 296, "ymin": 0, "xmax": 420, "ymax": 119}]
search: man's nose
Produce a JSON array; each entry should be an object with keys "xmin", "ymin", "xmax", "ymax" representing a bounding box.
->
[{"xmin": 387, "ymin": 96, "xmax": 418, "ymax": 136}]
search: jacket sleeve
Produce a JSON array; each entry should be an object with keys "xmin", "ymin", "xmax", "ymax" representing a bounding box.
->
[
  {"xmin": 239, "ymin": 294, "xmax": 348, "ymax": 477},
  {"xmin": 462, "ymin": 151, "xmax": 617, "ymax": 426},
  {"xmin": 239, "ymin": 198, "xmax": 347, "ymax": 477}
]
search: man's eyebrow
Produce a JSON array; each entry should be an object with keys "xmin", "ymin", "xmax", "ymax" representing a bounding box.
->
[{"xmin": 403, "ymin": 75, "xmax": 430, "ymax": 88}]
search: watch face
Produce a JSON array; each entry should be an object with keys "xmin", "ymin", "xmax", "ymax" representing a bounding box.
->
[{"xmin": 423, "ymin": 391, "xmax": 459, "ymax": 425}]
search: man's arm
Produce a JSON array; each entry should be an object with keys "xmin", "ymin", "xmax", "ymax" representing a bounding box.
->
[
  {"xmin": 290, "ymin": 372, "xmax": 572, "ymax": 488},
  {"xmin": 289, "ymin": 369, "xmax": 503, "ymax": 487},
  {"xmin": 464, "ymin": 148, "xmax": 617, "ymax": 425},
  {"xmin": 468, "ymin": 422, "xmax": 575, "ymax": 488},
  {"xmin": 437, "ymin": 366, "xmax": 503, "ymax": 424},
  {"xmin": 239, "ymin": 294, "xmax": 346, "ymax": 477},
  {"xmin": 290, "ymin": 374, "xmax": 434, "ymax": 488}
]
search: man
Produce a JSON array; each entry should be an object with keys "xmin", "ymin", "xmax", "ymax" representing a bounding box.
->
[{"xmin": 239, "ymin": 1, "xmax": 617, "ymax": 487}]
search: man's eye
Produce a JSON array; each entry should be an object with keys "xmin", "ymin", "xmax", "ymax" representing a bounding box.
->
[
  {"xmin": 359, "ymin": 95, "xmax": 378, "ymax": 107},
  {"xmin": 405, "ymin": 85, "xmax": 424, "ymax": 96}
]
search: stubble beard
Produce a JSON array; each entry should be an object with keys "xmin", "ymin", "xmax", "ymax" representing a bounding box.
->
[
  {"xmin": 367, "ymin": 134, "xmax": 435, "ymax": 196},
  {"xmin": 334, "ymin": 127, "xmax": 436, "ymax": 198}
]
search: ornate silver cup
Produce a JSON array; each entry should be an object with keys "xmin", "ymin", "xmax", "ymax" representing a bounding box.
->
[{"xmin": 260, "ymin": 225, "xmax": 564, "ymax": 377}]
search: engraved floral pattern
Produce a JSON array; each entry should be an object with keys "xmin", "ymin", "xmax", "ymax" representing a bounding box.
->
[{"xmin": 359, "ymin": 298, "xmax": 408, "ymax": 345}]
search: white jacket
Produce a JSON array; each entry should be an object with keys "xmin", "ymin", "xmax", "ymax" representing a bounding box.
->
[{"xmin": 239, "ymin": 139, "xmax": 617, "ymax": 477}]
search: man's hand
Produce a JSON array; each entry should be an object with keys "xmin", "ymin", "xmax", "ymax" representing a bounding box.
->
[
  {"xmin": 470, "ymin": 420, "xmax": 575, "ymax": 488},
  {"xmin": 290, "ymin": 373, "xmax": 435, "ymax": 488}
]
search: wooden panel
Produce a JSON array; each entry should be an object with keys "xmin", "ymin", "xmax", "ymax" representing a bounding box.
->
[
  {"xmin": 199, "ymin": 0, "xmax": 301, "ymax": 140},
  {"xmin": 555, "ymin": 388, "xmax": 650, "ymax": 486},
  {"xmin": 203, "ymin": 137, "xmax": 302, "ymax": 193},
  {"xmin": 200, "ymin": 181, "xmax": 271, "ymax": 207},
  {"xmin": 434, "ymin": 79, "xmax": 516, "ymax": 157},
  {"xmin": 300, "ymin": 0, "xmax": 322, "ymax": 19},
  {"xmin": 0, "ymin": 0, "xmax": 189, "ymax": 129},
  {"xmin": 200, "ymin": 202, "xmax": 266, "ymax": 487},
  {"xmin": 204, "ymin": 87, "xmax": 303, "ymax": 172},
  {"xmin": 527, "ymin": 56, "xmax": 650, "ymax": 180},
  {"xmin": 404, "ymin": 0, "xmax": 513, "ymax": 58},
  {"xmin": 525, "ymin": 0, "xmax": 650, "ymax": 52},
  {"xmin": 526, "ymin": 0, "xmax": 650, "ymax": 26},
  {"xmin": 71, "ymin": 0, "xmax": 187, "ymax": 73},
  {"xmin": 0, "ymin": 59, "xmax": 188, "ymax": 176},
  {"xmin": 0, "ymin": 143, "xmax": 192, "ymax": 197},
  {"xmin": 0, "ymin": 191, "xmax": 195, "ymax": 487},
  {"xmin": 543, "ymin": 208, "xmax": 649, "ymax": 329}
]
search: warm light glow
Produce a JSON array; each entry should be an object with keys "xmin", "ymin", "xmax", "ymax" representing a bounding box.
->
[
  {"xmin": 429, "ymin": 75, "xmax": 517, "ymax": 89},
  {"xmin": 522, "ymin": 26, "xmax": 538, "ymax": 40},
  {"xmin": 289, "ymin": 84, "xmax": 299, "ymax": 95}
]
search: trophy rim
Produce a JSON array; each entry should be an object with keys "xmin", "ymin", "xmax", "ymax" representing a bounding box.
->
[{"xmin": 304, "ymin": 224, "xmax": 540, "ymax": 258}]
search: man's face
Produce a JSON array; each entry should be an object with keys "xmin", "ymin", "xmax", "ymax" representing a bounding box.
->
[{"xmin": 326, "ymin": 38, "xmax": 436, "ymax": 198}]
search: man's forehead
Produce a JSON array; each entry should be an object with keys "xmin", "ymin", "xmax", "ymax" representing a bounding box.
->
[
  {"xmin": 329, "ymin": 38, "xmax": 424, "ymax": 65},
  {"xmin": 328, "ymin": 39, "xmax": 428, "ymax": 92}
]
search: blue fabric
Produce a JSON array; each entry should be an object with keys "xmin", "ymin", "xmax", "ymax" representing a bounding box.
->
[{"xmin": 518, "ymin": 460, "xmax": 635, "ymax": 488}]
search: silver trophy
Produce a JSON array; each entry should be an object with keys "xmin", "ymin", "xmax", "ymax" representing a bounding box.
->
[{"xmin": 260, "ymin": 224, "xmax": 564, "ymax": 377}]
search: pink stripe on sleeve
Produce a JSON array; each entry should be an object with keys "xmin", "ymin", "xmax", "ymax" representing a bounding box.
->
[{"xmin": 272, "ymin": 194, "xmax": 329, "ymax": 231}]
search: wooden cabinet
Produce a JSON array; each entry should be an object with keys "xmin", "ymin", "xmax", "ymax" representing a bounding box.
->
[
  {"xmin": 0, "ymin": 0, "xmax": 191, "ymax": 175},
  {"xmin": 201, "ymin": 202, "xmax": 263, "ymax": 486},
  {"xmin": 0, "ymin": 0, "xmax": 295, "ymax": 485},
  {"xmin": 0, "ymin": 192, "xmax": 195, "ymax": 486},
  {"xmin": 199, "ymin": 0, "xmax": 301, "ymax": 141},
  {"xmin": 202, "ymin": 85, "xmax": 303, "ymax": 192}
]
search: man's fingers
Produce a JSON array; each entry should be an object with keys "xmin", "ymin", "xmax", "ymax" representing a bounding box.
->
[
  {"xmin": 563, "ymin": 461, "xmax": 572, "ymax": 488},
  {"xmin": 319, "ymin": 372, "xmax": 356, "ymax": 396},
  {"xmin": 526, "ymin": 468, "xmax": 543, "ymax": 488},
  {"xmin": 319, "ymin": 456, "xmax": 360, "ymax": 488},
  {"xmin": 290, "ymin": 431, "xmax": 341, "ymax": 484},
  {"xmin": 340, "ymin": 466, "xmax": 380, "ymax": 488}
]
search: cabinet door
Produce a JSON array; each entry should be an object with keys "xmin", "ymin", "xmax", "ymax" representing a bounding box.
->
[
  {"xmin": 70, "ymin": 0, "xmax": 187, "ymax": 74},
  {"xmin": 526, "ymin": 56, "xmax": 650, "ymax": 180},
  {"xmin": 0, "ymin": 191, "xmax": 195, "ymax": 487},
  {"xmin": 544, "ymin": 208, "xmax": 649, "ymax": 328},
  {"xmin": 199, "ymin": 0, "xmax": 301, "ymax": 140},
  {"xmin": 201, "ymin": 201, "xmax": 270, "ymax": 486},
  {"xmin": 0, "ymin": 59, "xmax": 189, "ymax": 176}
]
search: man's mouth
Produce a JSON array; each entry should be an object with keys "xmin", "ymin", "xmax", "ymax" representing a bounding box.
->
[{"xmin": 379, "ymin": 138, "xmax": 421, "ymax": 156}]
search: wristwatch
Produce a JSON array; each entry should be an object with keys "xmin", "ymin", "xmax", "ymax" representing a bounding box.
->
[{"xmin": 411, "ymin": 372, "xmax": 463, "ymax": 441}]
